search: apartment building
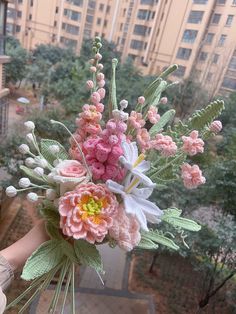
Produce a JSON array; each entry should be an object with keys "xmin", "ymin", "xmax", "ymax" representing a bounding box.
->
[
  {"xmin": 0, "ymin": 0, "xmax": 10, "ymax": 138},
  {"xmin": 6, "ymin": 0, "xmax": 236, "ymax": 96}
]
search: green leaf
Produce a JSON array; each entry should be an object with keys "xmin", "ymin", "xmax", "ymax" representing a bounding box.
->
[
  {"xmin": 137, "ymin": 237, "xmax": 158, "ymax": 250},
  {"xmin": 144, "ymin": 79, "xmax": 168, "ymax": 108},
  {"xmin": 74, "ymin": 240, "xmax": 103, "ymax": 272},
  {"xmin": 108, "ymin": 58, "xmax": 118, "ymax": 117},
  {"xmin": 149, "ymin": 109, "xmax": 176, "ymax": 137},
  {"xmin": 40, "ymin": 139, "xmax": 69, "ymax": 165},
  {"xmin": 163, "ymin": 207, "xmax": 182, "ymax": 217},
  {"xmin": 61, "ymin": 240, "xmax": 78, "ymax": 263},
  {"xmin": 159, "ymin": 64, "xmax": 178, "ymax": 80},
  {"xmin": 46, "ymin": 222, "xmax": 63, "ymax": 240},
  {"xmin": 40, "ymin": 207, "xmax": 60, "ymax": 227},
  {"xmin": 20, "ymin": 165, "xmax": 46, "ymax": 184},
  {"xmin": 21, "ymin": 240, "xmax": 64, "ymax": 280},
  {"xmin": 163, "ymin": 215, "xmax": 201, "ymax": 232},
  {"xmin": 143, "ymin": 230, "xmax": 179, "ymax": 250}
]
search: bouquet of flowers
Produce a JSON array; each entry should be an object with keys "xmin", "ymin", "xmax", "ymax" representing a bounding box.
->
[{"xmin": 5, "ymin": 37, "xmax": 224, "ymax": 313}]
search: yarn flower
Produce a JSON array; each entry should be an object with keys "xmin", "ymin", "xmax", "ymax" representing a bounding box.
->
[
  {"xmin": 147, "ymin": 106, "xmax": 160, "ymax": 124},
  {"xmin": 181, "ymin": 163, "xmax": 206, "ymax": 189},
  {"xmin": 137, "ymin": 128, "xmax": 151, "ymax": 152},
  {"xmin": 109, "ymin": 205, "xmax": 141, "ymax": 251},
  {"xmin": 182, "ymin": 130, "xmax": 204, "ymax": 156},
  {"xmin": 128, "ymin": 111, "xmax": 145, "ymax": 129},
  {"xmin": 151, "ymin": 134, "xmax": 177, "ymax": 157},
  {"xmin": 59, "ymin": 183, "xmax": 118, "ymax": 243}
]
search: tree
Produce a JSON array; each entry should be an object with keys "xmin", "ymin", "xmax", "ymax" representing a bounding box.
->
[{"xmin": 5, "ymin": 36, "xmax": 28, "ymax": 86}]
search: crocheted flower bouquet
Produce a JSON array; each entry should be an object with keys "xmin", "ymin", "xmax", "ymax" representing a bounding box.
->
[{"xmin": 5, "ymin": 37, "xmax": 224, "ymax": 313}]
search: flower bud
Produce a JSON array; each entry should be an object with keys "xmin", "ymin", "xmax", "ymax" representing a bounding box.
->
[
  {"xmin": 120, "ymin": 99, "xmax": 128, "ymax": 110},
  {"xmin": 98, "ymin": 80, "xmax": 105, "ymax": 88},
  {"xmin": 27, "ymin": 192, "xmax": 38, "ymax": 202},
  {"xmin": 35, "ymin": 157, "xmax": 48, "ymax": 168},
  {"xmin": 138, "ymin": 96, "xmax": 145, "ymax": 105},
  {"xmin": 26, "ymin": 133, "xmax": 34, "ymax": 143},
  {"xmin": 90, "ymin": 66, "xmax": 97, "ymax": 73},
  {"xmin": 25, "ymin": 157, "xmax": 35, "ymax": 168},
  {"xmin": 19, "ymin": 144, "xmax": 30, "ymax": 154},
  {"xmin": 49, "ymin": 145, "xmax": 60, "ymax": 154},
  {"xmin": 24, "ymin": 121, "xmax": 35, "ymax": 132},
  {"xmin": 46, "ymin": 189, "xmax": 57, "ymax": 201},
  {"xmin": 91, "ymin": 92, "xmax": 101, "ymax": 104},
  {"xmin": 96, "ymin": 73, "xmax": 105, "ymax": 81},
  {"xmin": 160, "ymin": 97, "xmax": 168, "ymax": 104},
  {"xmin": 210, "ymin": 120, "xmax": 222, "ymax": 133},
  {"xmin": 95, "ymin": 53, "xmax": 102, "ymax": 60},
  {"xmin": 6, "ymin": 186, "xmax": 17, "ymax": 197},
  {"xmin": 97, "ymin": 88, "xmax": 106, "ymax": 99},
  {"xmin": 89, "ymin": 58, "xmax": 95, "ymax": 65},
  {"xmin": 86, "ymin": 80, "xmax": 94, "ymax": 90},
  {"xmin": 34, "ymin": 167, "xmax": 44, "ymax": 176},
  {"xmin": 19, "ymin": 178, "xmax": 31, "ymax": 188},
  {"xmin": 97, "ymin": 63, "xmax": 104, "ymax": 70}
]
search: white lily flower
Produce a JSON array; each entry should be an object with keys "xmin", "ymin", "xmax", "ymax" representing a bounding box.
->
[{"xmin": 119, "ymin": 141, "xmax": 155, "ymax": 187}]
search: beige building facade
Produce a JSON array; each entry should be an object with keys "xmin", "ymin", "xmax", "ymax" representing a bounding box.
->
[{"xmin": 6, "ymin": 0, "xmax": 236, "ymax": 96}]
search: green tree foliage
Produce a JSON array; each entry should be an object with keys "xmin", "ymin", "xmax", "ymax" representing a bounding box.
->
[{"xmin": 5, "ymin": 36, "xmax": 28, "ymax": 85}]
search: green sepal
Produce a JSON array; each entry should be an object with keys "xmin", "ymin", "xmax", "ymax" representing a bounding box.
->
[
  {"xmin": 20, "ymin": 165, "xmax": 46, "ymax": 184},
  {"xmin": 21, "ymin": 240, "xmax": 64, "ymax": 280},
  {"xmin": 149, "ymin": 109, "xmax": 176, "ymax": 138},
  {"xmin": 40, "ymin": 139, "xmax": 69, "ymax": 165}
]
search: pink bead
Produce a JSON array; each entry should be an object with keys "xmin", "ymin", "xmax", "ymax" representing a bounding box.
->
[
  {"xmin": 138, "ymin": 96, "xmax": 145, "ymax": 105},
  {"xmin": 86, "ymin": 80, "xmax": 94, "ymax": 89},
  {"xmin": 97, "ymin": 88, "xmax": 106, "ymax": 99},
  {"xmin": 90, "ymin": 66, "xmax": 97, "ymax": 73},
  {"xmin": 160, "ymin": 97, "xmax": 168, "ymax": 104},
  {"xmin": 98, "ymin": 79, "xmax": 105, "ymax": 88},
  {"xmin": 210, "ymin": 120, "xmax": 222, "ymax": 133}
]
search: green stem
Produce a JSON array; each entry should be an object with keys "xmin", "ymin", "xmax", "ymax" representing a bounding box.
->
[
  {"xmin": 71, "ymin": 263, "xmax": 76, "ymax": 314},
  {"xmin": 60, "ymin": 267, "xmax": 72, "ymax": 314}
]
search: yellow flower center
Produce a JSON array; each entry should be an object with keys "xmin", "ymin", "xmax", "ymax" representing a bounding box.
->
[
  {"xmin": 77, "ymin": 195, "xmax": 108, "ymax": 224},
  {"xmin": 125, "ymin": 154, "xmax": 145, "ymax": 194},
  {"xmin": 82, "ymin": 197, "xmax": 102, "ymax": 215}
]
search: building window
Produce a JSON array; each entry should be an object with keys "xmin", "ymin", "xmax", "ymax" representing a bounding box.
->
[
  {"xmin": 176, "ymin": 47, "xmax": 192, "ymax": 60},
  {"xmin": 106, "ymin": 5, "xmax": 110, "ymax": 13},
  {"xmin": 55, "ymin": 7, "xmax": 59, "ymax": 14},
  {"xmin": 7, "ymin": 8, "xmax": 17, "ymax": 19},
  {"xmin": 211, "ymin": 13, "xmax": 221, "ymax": 24},
  {"xmin": 128, "ymin": 54, "xmax": 137, "ymax": 61},
  {"xmin": 212, "ymin": 53, "xmax": 219, "ymax": 63},
  {"xmin": 66, "ymin": 0, "xmax": 83, "ymax": 6},
  {"xmin": 226, "ymin": 15, "xmax": 234, "ymax": 26},
  {"xmin": 29, "ymin": 14, "xmax": 32, "ymax": 20},
  {"xmin": 86, "ymin": 15, "xmax": 93, "ymax": 23},
  {"xmin": 182, "ymin": 29, "xmax": 198, "ymax": 43},
  {"xmin": 199, "ymin": 51, "xmax": 208, "ymax": 61},
  {"xmin": 228, "ymin": 56, "xmax": 236, "ymax": 69},
  {"xmin": 222, "ymin": 77, "xmax": 236, "ymax": 90},
  {"xmin": 130, "ymin": 39, "xmax": 144, "ymax": 50},
  {"xmin": 6, "ymin": 23, "xmax": 15, "ymax": 34},
  {"xmin": 137, "ymin": 9, "xmax": 153, "ymax": 20},
  {"xmin": 173, "ymin": 65, "xmax": 186, "ymax": 77},
  {"xmin": 16, "ymin": 25, "xmax": 21, "ymax": 32},
  {"xmin": 120, "ymin": 23, "xmax": 123, "ymax": 31},
  {"xmin": 97, "ymin": 18, "xmax": 101, "ymax": 25},
  {"xmin": 17, "ymin": 11, "xmax": 22, "ymax": 18},
  {"xmin": 216, "ymin": 0, "xmax": 226, "ymax": 4},
  {"xmin": 30, "ymin": 0, "xmax": 33, "ymax": 6},
  {"xmin": 144, "ymin": 42, "xmax": 148, "ymax": 49},
  {"xmin": 218, "ymin": 34, "xmax": 227, "ymax": 46},
  {"xmin": 206, "ymin": 72, "xmax": 213, "ymax": 81},
  {"xmin": 88, "ymin": 0, "xmax": 96, "ymax": 9},
  {"xmin": 188, "ymin": 11, "xmax": 204, "ymax": 24},
  {"xmin": 62, "ymin": 23, "xmax": 79, "ymax": 35},
  {"xmin": 60, "ymin": 36, "xmax": 77, "ymax": 48},
  {"xmin": 18, "ymin": 0, "xmax": 23, "ymax": 3},
  {"xmin": 123, "ymin": 8, "xmax": 126, "ymax": 16},
  {"xmin": 99, "ymin": 3, "xmax": 104, "ymax": 11},
  {"xmin": 193, "ymin": 0, "xmax": 207, "ymax": 3},
  {"xmin": 205, "ymin": 33, "xmax": 214, "ymax": 44},
  {"xmin": 104, "ymin": 20, "xmax": 107, "ymax": 27},
  {"xmin": 64, "ymin": 9, "xmax": 81, "ymax": 21},
  {"xmin": 133, "ymin": 24, "xmax": 148, "ymax": 36},
  {"xmin": 54, "ymin": 21, "xmax": 57, "ymax": 27},
  {"xmin": 140, "ymin": 0, "xmax": 158, "ymax": 4},
  {"xmin": 233, "ymin": 0, "xmax": 236, "ymax": 5}
]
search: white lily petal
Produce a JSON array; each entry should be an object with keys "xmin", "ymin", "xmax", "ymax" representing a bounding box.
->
[
  {"xmin": 121, "ymin": 141, "xmax": 138, "ymax": 165},
  {"xmin": 135, "ymin": 160, "xmax": 151, "ymax": 173},
  {"xmin": 124, "ymin": 194, "xmax": 148, "ymax": 231},
  {"xmin": 123, "ymin": 172, "xmax": 133, "ymax": 190},
  {"xmin": 132, "ymin": 187, "xmax": 153, "ymax": 199},
  {"xmin": 132, "ymin": 169, "xmax": 156, "ymax": 187},
  {"xmin": 106, "ymin": 180, "xmax": 125, "ymax": 195},
  {"xmin": 119, "ymin": 156, "xmax": 132, "ymax": 170},
  {"xmin": 135, "ymin": 196, "xmax": 163, "ymax": 223}
]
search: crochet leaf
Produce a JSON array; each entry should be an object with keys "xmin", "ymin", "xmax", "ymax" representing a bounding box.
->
[
  {"xmin": 21, "ymin": 240, "xmax": 64, "ymax": 280},
  {"xmin": 61, "ymin": 240, "xmax": 78, "ymax": 263},
  {"xmin": 159, "ymin": 64, "xmax": 178, "ymax": 80},
  {"xmin": 163, "ymin": 207, "xmax": 182, "ymax": 217},
  {"xmin": 162, "ymin": 209, "xmax": 201, "ymax": 231},
  {"xmin": 149, "ymin": 109, "xmax": 176, "ymax": 138},
  {"xmin": 137, "ymin": 237, "xmax": 159, "ymax": 250},
  {"xmin": 40, "ymin": 206, "xmax": 60, "ymax": 227},
  {"xmin": 41, "ymin": 139, "xmax": 69, "ymax": 165},
  {"xmin": 46, "ymin": 222, "xmax": 63, "ymax": 240},
  {"xmin": 142, "ymin": 230, "xmax": 179, "ymax": 250},
  {"xmin": 144, "ymin": 79, "xmax": 168, "ymax": 108},
  {"xmin": 74, "ymin": 240, "xmax": 103, "ymax": 273},
  {"xmin": 108, "ymin": 58, "xmax": 118, "ymax": 117},
  {"xmin": 188, "ymin": 100, "xmax": 225, "ymax": 130},
  {"xmin": 20, "ymin": 165, "xmax": 46, "ymax": 184}
]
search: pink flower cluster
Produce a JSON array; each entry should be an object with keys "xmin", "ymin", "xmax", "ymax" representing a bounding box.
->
[
  {"xmin": 128, "ymin": 111, "xmax": 145, "ymax": 129},
  {"xmin": 109, "ymin": 205, "xmax": 141, "ymax": 251},
  {"xmin": 147, "ymin": 106, "xmax": 160, "ymax": 124},
  {"xmin": 151, "ymin": 134, "xmax": 177, "ymax": 157},
  {"xmin": 137, "ymin": 128, "xmax": 151, "ymax": 152},
  {"xmin": 181, "ymin": 163, "xmax": 206, "ymax": 189},
  {"xmin": 182, "ymin": 130, "xmax": 204, "ymax": 156}
]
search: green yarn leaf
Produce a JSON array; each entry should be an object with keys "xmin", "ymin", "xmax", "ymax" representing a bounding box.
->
[
  {"xmin": 149, "ymin": 109, "xmax": 176, "ymax": 138},
  {"xmin": 144, "ymin": 79, "xmax": 168, "ymax": 108},
  {"xmin": 46, "ymin": 222, "xmax": 63, "ymax": 240},
  {"xmin": 40, "ymin": 139, "xmax": 69, "ymax": 165},
  {"xmin": 74, "ymin": 240, "xmax": 103, "ymax": 272},
  {"xmin": 163, "ymin": 207, "xmax": 182, "ymax": 217},
  {"xmin": 21, "ymin": 240, "xmax": 64, "ymax": 280},
  {"xmin": 162, "ymin": 214, "xmax": 201, "ymax": 232},
  {"xmin": 20, "ymin": 165, "xmax": 46, "ymax": 184},
  {"xmin": 40, "ymin": 207, "xmax": 60, "ymax": 227},
  {"xmin": 159, "ymin": 64, "xmax": 178, "ymax": 80},
  {"xmin": 61, "ymin": 240, "xmax": 78, "ymax": 263},
  {"xmin": 188, "ymin": 100, "xmax": 225, "ymax": 131},
  {"xmin": 142, "ymin": 230, "xmax": 179, "ymax": 250},
  {"xmin": 137, "ymin": 237, "xmax": 159, "ymax": 250},
  {"xmin": 108, "ymin": 58, "xmax": 118, "ymax": 117}
]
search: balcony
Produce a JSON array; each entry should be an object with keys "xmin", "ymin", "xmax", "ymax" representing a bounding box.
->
[{"xmin": 0, "ymin": 95, "xmax": 9, "ymax": 137}]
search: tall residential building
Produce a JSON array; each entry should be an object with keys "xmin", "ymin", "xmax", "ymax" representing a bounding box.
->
[
  {"xmin": 0, "ymin": 0, "xmax": 10, "ymax": 138},
  {"xmin": 6, "ymin": 0, "xmax": 236, "ymax": 96}
]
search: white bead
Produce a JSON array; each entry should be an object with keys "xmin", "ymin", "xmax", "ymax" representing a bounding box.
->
[
  {"xmin": 49, "ymin": 145, "xmax": 60, "ymax": 154},
  {"xmin": 27, "ymin": 192, "xmax": 38, "ymax": 202},
  {"xmin": 35, "ymin": 156, "xmax": 48, "ymax": 168},
  {"xmin": 19, "ymin": 178, "xmax": 31, "ymax": 188},
  {"xmin": 34, "ymin": 167, "xmax": 44, "ymax": 176},
  {"xmin": 119, "ymin": 99, "xmax": 128, "ymax": 109},
  {"xmin": 6, "ymin": 186, "xmax": 17, "ymax": 197},
  {"xmin": 25, "ymin": 157, "xmax": 35, "ymax": 168},
  {"xmin": 19, "ymin": 144, "xmax": 30, "ymax": 154},
  {"xmin": 46, "ymin": 189, "xmax": 57, "ymax": 201},
  {"xmin": 26, "ymin": 133, "xmax": 34, "ymax": 143},
  {"xmin": 24, "ymin": 121, "xmax": 35, "ymax": 132}
]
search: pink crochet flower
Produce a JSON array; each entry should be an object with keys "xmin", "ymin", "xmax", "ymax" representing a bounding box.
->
[
  {"xmin": 181, "ymin": 163, "xmax": 206, "ymax": 189},
  {"xmin": 182, "ymin": 130, "xmax": 204, "ymax": 156},
  {"xmin": 109, "ymin": 205, "xmax": 141, "ymax": 251},
  {"xmin": 128, "ymin": 111, "xmax": 145, "ymax": 129},
  {"xmin": 137, "ymin": 128, "xmax": 151, "ymax": 152},
  {"xmin": 59, "ymin": 183, "xmax": 118, "ymax": 243},
  {"xmin": 210, "ymin": 120, "xmax": 222, "ymax": 133},
  {"xmin": 151, "ymin": 134, "xmax": 177, "ymax": 157},
  {"xmin": 147, "ymin": 106, "xmax": 160, "ymax": 124}
]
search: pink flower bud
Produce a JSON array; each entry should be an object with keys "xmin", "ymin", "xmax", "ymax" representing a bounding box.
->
[
  {"xmin": 98, "ymin": 79, "xmax": 105, "ymax": 88},
  {"xmin": 90, "ymin": 66, "xmax": 97, "ymax": 73},
  {"xmin": 91, "ymin": 92, "xmax": 101, "ymax": 104},
  {"xmin": 160, "ymin": 97, "xmax": 168, "ymax": 104},
  {"xmin": 89, "ymin": 59, "xmax": 95, "ymax": 65},
  {"xmin": 96, "ymin": 103, "xmax": 104, "ymax": 113},
  {"xmin": 97, "ymin": 73, "xmax": 105, "ymax": 81},
  {"xmin": 86, "ymin": 80, "xmax": 94, "ymax": 89},
  {"xmin": 210, "ymin": 120, "xmax": 222, "ymax": 133},
  {"xmin": 95, "ymin": 53, "xmax": 102, "ymax": 60},
  {"xmin": 97, "ymin": 88, "xmax": 106, "ymax": 99},
  {"xmin": 138, "ymin": 96, "xmax": 145, "ymax": 105},
  {"xmin": 97, "ymin": 63, "xmax": 104, "ymax": 70}
]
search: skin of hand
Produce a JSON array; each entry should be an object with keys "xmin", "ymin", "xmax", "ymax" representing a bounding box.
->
[{"xmin": 0, "ymin": 220, "xmax": 49, "ymax": 271}]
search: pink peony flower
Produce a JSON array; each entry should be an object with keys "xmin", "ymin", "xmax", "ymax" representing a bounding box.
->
[
  {"xmin": 151, "ymin": 134, "xmax": 177, "ymax": 157},
  {"xmin": 182, "ymin": 130, "xmax": 204, "ymax": 156},
  {"xmin": 109, "ymin": 205, "xmax": 141, "ymax": 251},
  {"xmin": 147, "ymin": 106, "xmax": 160, "ymax": 124},
  {"xmin": 137, "ymin": 128, "xmax": 151, "ymax": 152},
  {"xmin": 59, "ymin": 183, "xmax": 118, "ymax": 243},
  {"xmin": 181, "ymin": 163, "xmax": 206, "ymax": 189},
  {"xmin": 128, "ymin": 111, "xmax": 145, "ymax": 129},
  {"xmin": 210, "ymin": 120, "xmax": 222, "ymax": 133}
]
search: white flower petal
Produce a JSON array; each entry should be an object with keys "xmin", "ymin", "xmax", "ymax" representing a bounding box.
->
[
  {"xmin": 135, "ymin": 160, "xmax": 151, "ymax": 173},
  {"xmin": 132, "ymin": 187, "xmax": 153, "ymax": 199},
  {"xmin": 124, "ymin": 194, "xmax": 148, "ymax": 231},
  {"xmin": 132, "ymin": 169, "xmax": 156, "ymax": 187},
  {"xmin": 106, "ymin": 180, "xmax": 124, "ymax": 195},
  {"xmin": 121, "ymin": 141, "xmax": 138, "ymax": 165},
  {"xmin": 135, "ymin": 196, "xmax": 163, "ymax": 224}
]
